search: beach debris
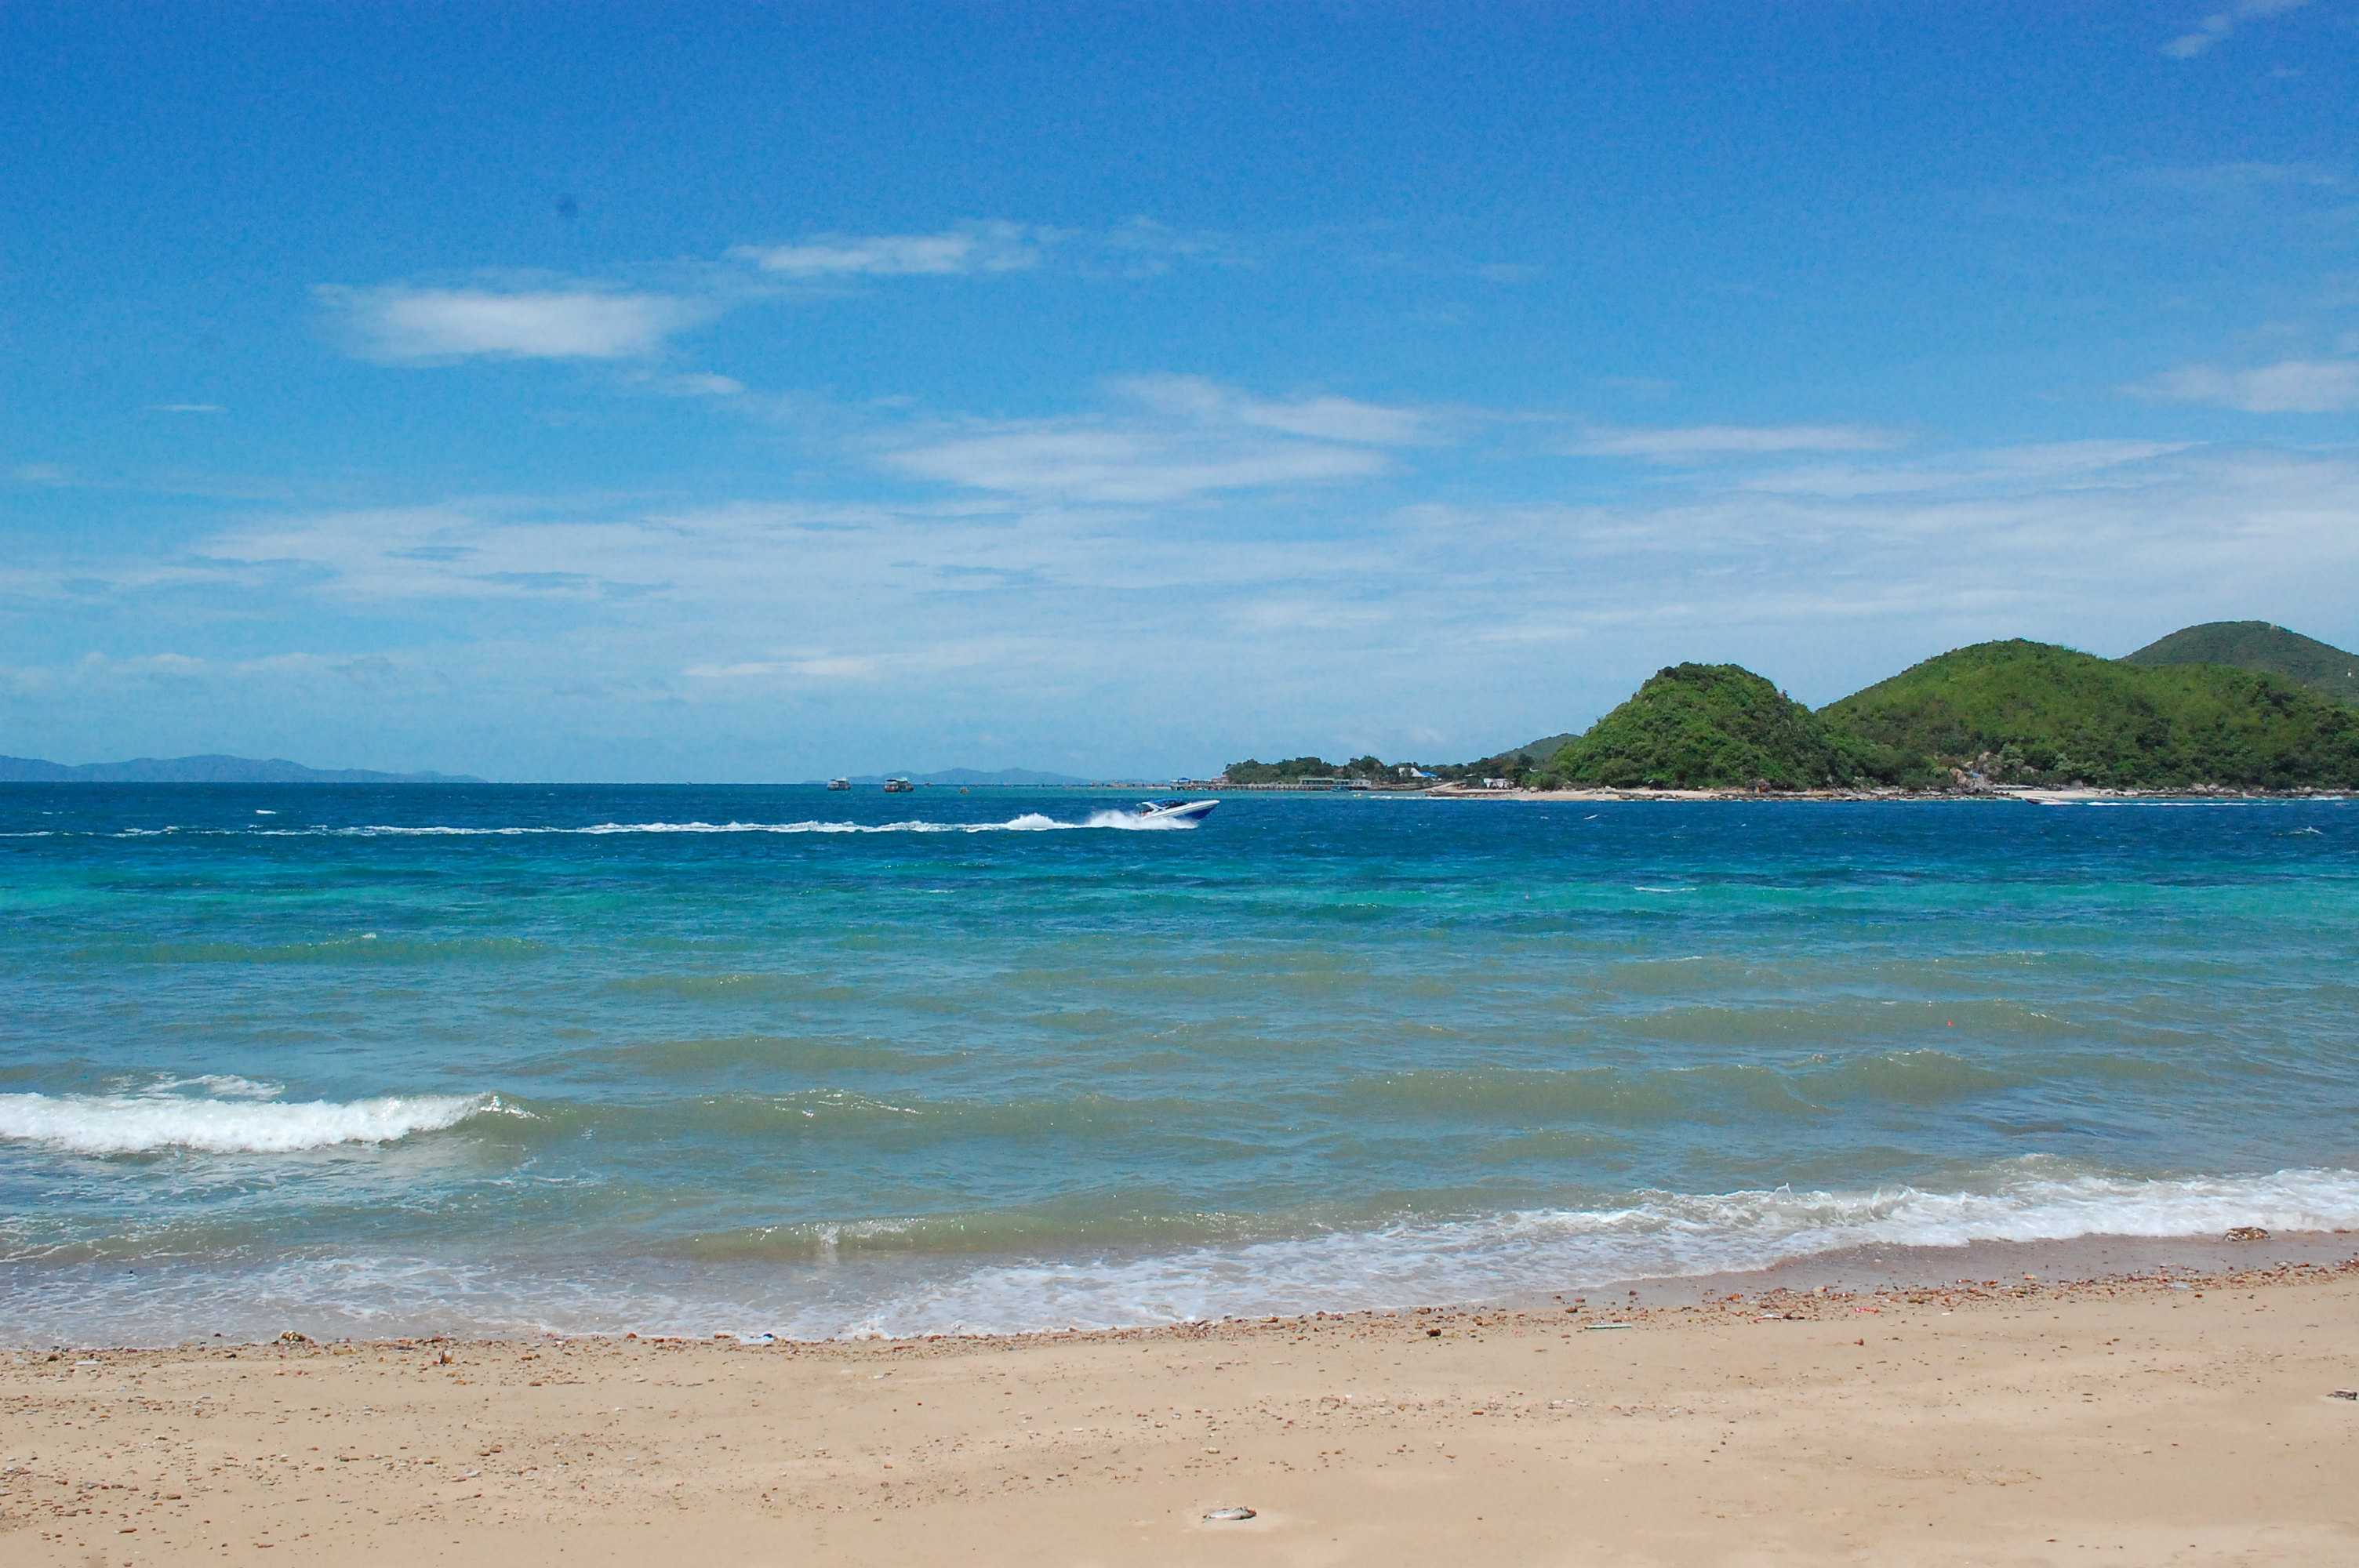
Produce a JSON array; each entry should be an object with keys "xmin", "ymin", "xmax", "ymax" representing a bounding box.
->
[
  {"xmin": 1584, "ymin": 1323, "xmax": 1631, "ymax": 1330},
  {"xmin": 2332, "ymin": 1390, "xmax": 2357, "ymax": 1400},
  {"xmin": 278, "ymin": 1330, "xmax": 310, "ymax": 1344},
  {"xmin": 1426, "ymin": 1327, "xmax": 1441, "ymax": 1337},
  {"xmin": 1203, "ymin": 1507, "xmax": 1257, "ymax": 1522},
  {"xmin": 2225, "ymin": 1226, "xmax": 2270, "ymax": 1242}
]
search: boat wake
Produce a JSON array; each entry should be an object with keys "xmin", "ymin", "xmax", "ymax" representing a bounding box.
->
[{"xmin": 85, "ymin": 815, "xmax": 1206, "ymax": 837}]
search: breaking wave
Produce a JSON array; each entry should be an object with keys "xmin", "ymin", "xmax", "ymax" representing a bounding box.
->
[
  {"xmin": 793, "ymin": 1166, "xmax": 2359, "ymax": 1335},
  {"xmin": 0, "ymin": 1091, "xmax": 503, "ymax": 1155},
  {"xmin": 8, "ymin": 1165, "xmax": 2354, "ymax": 1343}
]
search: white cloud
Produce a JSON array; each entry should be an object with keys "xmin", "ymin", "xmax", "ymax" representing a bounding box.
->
[
  {"xmin": 19, "ymin": 440, "xmax": 2359, "ymax": 777},
  {"xmin": 148, "ymin": 403, "xmax": 224, "ymax": 414},
  {"xmin": 1115, "ymin": 375, "xmax": 1434, "ymax": 445},
  {"xmin": 1742, "ymin": 441, "xmax": 2190, "ymax": 497},
  {"xmin": 2163, "ymin": 0, "xmax": 2310, "ymax": 58},
  {"xmin": 325, "ymin": 285, "xmax": 704, "ymax": 361},
  {"xmin": 1565, "ymin": 423, "xmax": 1910, "ymax": 463},
  {"xmin": 2129, "ymin": 358, "xmax": 2359, "ymax": 412},
  {"xmin": 885, "ymin": 426, "xmax": 1388, "ymax": 503},
  {"xmin": 735, "ymin": 220, "xmax": 1049, "ymax": 277},
  {"xmin": 685, "ymin": 654, "xmax": 878, "ymax": 680},
  {"xmin": 882, "ymin": 377, "xmax": 1429, "ymax": 503},
  {"xmin": 652, "ymin": 373, "xmax": 745, "ymax": 397},
  {"xmin": 2132, "ymin": 160, "xmax": 2344, "ymax": 194}
]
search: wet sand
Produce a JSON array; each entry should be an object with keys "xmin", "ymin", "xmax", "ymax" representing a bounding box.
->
[{"xmin": 9, "ymin": 1246, "xmax": 2359, "ymax": 1566}]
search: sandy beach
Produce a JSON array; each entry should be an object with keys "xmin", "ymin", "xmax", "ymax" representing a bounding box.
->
[{"xmin": 10, "ymin": 1249, "xmax": 2359, "ymax": 1566}]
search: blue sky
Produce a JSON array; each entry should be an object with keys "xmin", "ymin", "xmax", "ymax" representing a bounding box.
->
[{"xmin": 4, "ymin": 2, "xmax": 2357, "ymax": 780}]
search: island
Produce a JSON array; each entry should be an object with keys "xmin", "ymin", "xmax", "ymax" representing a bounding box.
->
[{"xmin": 1223, "ymin": 621, "xmax": 2359, "ymax": 795}]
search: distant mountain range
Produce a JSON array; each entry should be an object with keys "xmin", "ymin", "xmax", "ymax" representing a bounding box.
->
[{"xmin": 0, "ymin": 754, "xmax": 481, "ymax": 784}]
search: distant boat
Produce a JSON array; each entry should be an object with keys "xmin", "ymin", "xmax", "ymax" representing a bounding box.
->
[
  {"xmin": 882, "ymin": 777, "xmax": 914, "ymax": 793},
  {"xmin": 1132, "ymin": 797, "xmax": 1217, "ymax": 823},
  {"xmin": 827, "ymin": 777, "xmax": 850, "ymax": 791}
]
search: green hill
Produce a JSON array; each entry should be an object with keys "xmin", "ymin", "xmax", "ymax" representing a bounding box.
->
[
  {"xmin": 1547, "ymin": 663, "xmax": 1863, "ymax": 789},
  {"xmin": 2123, "ymin": 621, "xmax": 2359, "ymax": 706},
  {"xmin": 1821, "ymin": 639, "xmax": 2359, "ymax": 789},
  {"xmin": 1503, "ymin": 731, "xmax": 1580, "ymax": 765}
]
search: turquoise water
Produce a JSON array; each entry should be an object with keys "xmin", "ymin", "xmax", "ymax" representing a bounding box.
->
[{"xmin": 4, "ymin": 785, "xmax": 2357, "ymax": 1342}]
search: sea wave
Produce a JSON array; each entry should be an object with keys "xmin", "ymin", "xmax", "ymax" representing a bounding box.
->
[
  {"xmin": 93, "ymin": 812, "xmax": 1204, "ymax": 837},
  {"xmin": 6, "ymin": 1165, "xmax": 2353, "ymax": 1343},
  {"xmin": 827, "ymin": 1165, "xmax": 2359, "ymax": 1334},
  {"xmin": 0, "ymin": 1091, "xmax": 503, "ymax": 1155}
]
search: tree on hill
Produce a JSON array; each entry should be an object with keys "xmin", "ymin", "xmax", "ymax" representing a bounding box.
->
[
  {"xmin": 1223, "ymin": 754, "xmax": 1405, "ymax": 783},
  {"xmin": 1548, "ymin": 663, "xmax": 1864, "ymax": 789},
  {"xmin": 2122, "ymin": 620, "xmax": 2359, "ymax": 707},
  {"xmin": 1821, "ymin": 638, "xmax": 2359, "ymax": 789}
]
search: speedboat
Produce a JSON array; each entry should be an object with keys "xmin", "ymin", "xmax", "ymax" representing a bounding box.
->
[{"xmin": 1132, "ymin": 797, "xmax": 1217, "ymax": 823}]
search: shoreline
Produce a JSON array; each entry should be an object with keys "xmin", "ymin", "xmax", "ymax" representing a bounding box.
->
[
  {"xmin": 10, "ymin": 1228, "xmax": 2352, "ymax": 1355},
  {"xmin": 10, "ymin": 1243, "xmax": 2359, "ymax": 1564},
  {"xmin": 1412, "ymin": 782, "xmax": 2351, "ymax": 803}
]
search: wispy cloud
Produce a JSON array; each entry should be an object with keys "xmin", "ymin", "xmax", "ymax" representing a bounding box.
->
[
  {"xmin": 883, "ymin": 377, "xmax": 1429, "ymax": 503},
  {"xmin": 2130, "ymin": 160, "xmax": 2345, "ymax": 194},
  {"xmin": 1739, "ymin": 441, "xmax": 2190, "ymax": 497},
  {"xmin": 886, "ymin": 427, "xmax": 1389, "ymax": 504},
  {"xmin": 733, "ymin": 220, "xmax": 1051, "ymax": 277},
  {"xmin": 1117, "ymin": 375, "xmax": 1436, "ymax": 445},
  {"xmin": 325, "ymin": 220, "xmax": 1232, "ymax": 375},
  {"xmin": 2163, "ymin": 0, "xmax": 2310, "ymax": 59},
  {"xmin": 685, "ymin": 653, "xmax": 879, "ymax": 680},
  {"xmin": 323, "ymin": 285, "xmax": 707, "ymax": 362},
  {"xmin": 17, "ymin": 441, "xmax": 2359, "ymax": 776},
  {"xmin": 647, "ymin": 372, "xmax": 746, "ymax": 397},
  {"xmin": 2128, "ymin": 358, "xmax": 2359, "ymax": 412},
  {"xmin": 1565, "ymin": 423, "xmax": 1910, "ymax": 463}
]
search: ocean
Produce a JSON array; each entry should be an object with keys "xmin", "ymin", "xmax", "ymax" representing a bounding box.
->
[{"xmin": 3, "ymin": 785, "xmax": 2355, "ymax": 1345}]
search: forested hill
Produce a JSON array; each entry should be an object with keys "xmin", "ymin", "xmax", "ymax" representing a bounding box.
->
[
  {"xmin": 2123, "ymin": 621, "xmax": 2359, "ymax": 706},
  {"xmin": 1819, "ymin": 640, "xmax": 2359, "ymax": 789},
  {"xmin": 1548, "ymin": 665, "xmax": 1862, "ymax": 789},
  {"xmin": 1230, "ymin": 622, "xmax": 2359, "ymax": 793}
]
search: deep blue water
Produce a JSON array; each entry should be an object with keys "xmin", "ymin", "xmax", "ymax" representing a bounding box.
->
[{"xmin": 3, "ymin": 784, "xmax": 2356, "ymax": 1341}]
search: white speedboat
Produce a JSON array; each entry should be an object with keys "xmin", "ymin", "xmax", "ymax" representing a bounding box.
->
[{"xmin": 1132, "ymin": 797, "xmax": 1217, "ymax": 823}]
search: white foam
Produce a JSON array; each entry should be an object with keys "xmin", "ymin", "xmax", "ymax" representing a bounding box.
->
[
  {"xmin": 134, "ymin": 1074, "xmax": 284, "ymax": 1101},
  {"xmin": 0, "ymin": 1091, "xmax": 497, "ymax": 1155},
  {"xmin": 812, "ymin": 1165, "xmax": 2359, "ymax": 1336},
  {"xmin": 284, "ymin": 813, "xmax": 1201, "ymax": 836},
  {"xmin": 12, "ymin": 1164, "xmax": 2350, "ymax": 1345}
]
